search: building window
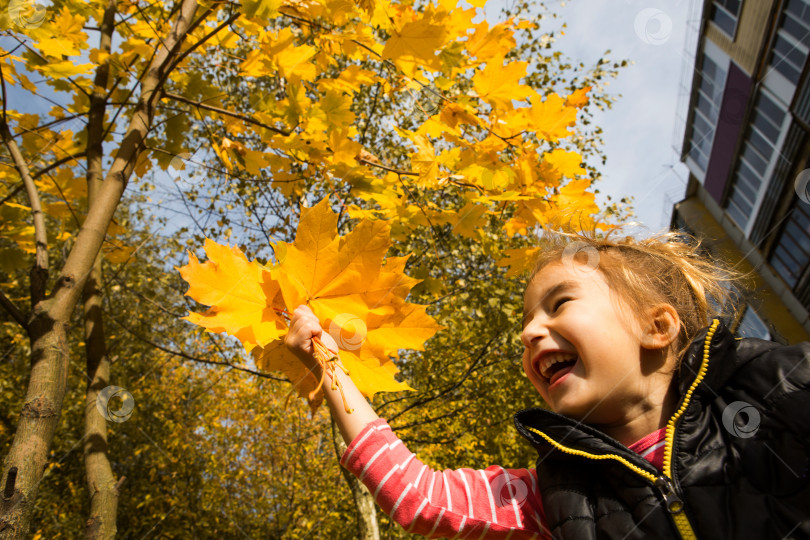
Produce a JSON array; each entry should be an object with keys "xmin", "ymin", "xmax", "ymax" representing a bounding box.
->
[
  {"xmin": 687, "ymin": 54, "xmax": 727, "ymax": 172},
  {"xmin": 736, "ymin": 306, "xmax": 771, "ymax": 340},
  {"xmin": 768, "ymin": 0, "xmax": 810, "ymax": 87},
  {"xmin": 725, "ymin": 90, "xmax": 787, "ymax": 230},
  {"xmin": 770, "ymin": 201, "xmax": 810, "ymax": 290},
  {"xmin": 710, "ymin": 0, "xmax": 742, "ymax": 38}
]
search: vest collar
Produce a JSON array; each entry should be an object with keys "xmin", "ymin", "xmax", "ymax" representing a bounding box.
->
[{"xmin": 676, "ymin": 320, "xmax": 738, "ymax": 403}]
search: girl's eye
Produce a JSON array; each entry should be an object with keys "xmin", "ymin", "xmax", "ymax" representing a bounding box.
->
[{"xmin": 552, "ymin": 297, "xmax": 570, "ymax": 312}]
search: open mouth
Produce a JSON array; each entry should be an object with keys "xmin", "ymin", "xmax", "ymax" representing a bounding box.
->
[{"xmin": 538, "ymin": 352, "xmax": 577, "ymax": 386}]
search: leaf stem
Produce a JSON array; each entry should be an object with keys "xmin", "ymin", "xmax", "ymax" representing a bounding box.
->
[{"xmin": 311, "ymin": 338, "xmax": 353, "ymax": 413}]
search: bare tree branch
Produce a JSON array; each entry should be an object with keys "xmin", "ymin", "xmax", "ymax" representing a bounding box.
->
[
  {"xmin": 358, "ymin": 157, "xmax": 419, "ymax": 177},
  {"xmin": 0, "ymin": 290, "xmax": 26, "ymax": 328},
  {"xmin": 382, "ymin": 329, "xmax": 506, "ymax": 423},
  {"xmin": 33, "ymin": 152, "xmax": 87, "ymax": 179},
  {"xmin": 0, "ymin": 181, "xmax": 24, "ymax": 206},
  {"xmin": 0, "ymin": 118, "xmax": 49, "ymax": 307},
  {"xmin": 163, "ymin": 91, "xmax": 291, "ymax": 136},
  {"xmin": 106, "ymin": 310, "xmax": 286, "ymax": 381}
]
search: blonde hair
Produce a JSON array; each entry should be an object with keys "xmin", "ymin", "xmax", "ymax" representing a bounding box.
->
[{"xmin": 529, "ymin": 230, "xmax": 747, "ymax": 358}]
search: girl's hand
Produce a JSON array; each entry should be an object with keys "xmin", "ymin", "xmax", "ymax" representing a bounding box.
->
[
  {"xmin": 284, "ymin": 305, "xmax": 339, "ymax": 372},
  {"xmin": 284, "ymin": 304, "xmax": 380, "ymax": 443}
]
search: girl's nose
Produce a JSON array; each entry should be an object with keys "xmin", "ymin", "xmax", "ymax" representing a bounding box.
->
[{"xmin": 520, "ymin": 315, "xmax": 548, "ymax": 347}]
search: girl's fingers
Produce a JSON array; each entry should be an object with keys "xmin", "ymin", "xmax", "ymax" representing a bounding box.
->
[{"xmin": 287, "ymin": 304, "xmax": 329, "ymax": 352}]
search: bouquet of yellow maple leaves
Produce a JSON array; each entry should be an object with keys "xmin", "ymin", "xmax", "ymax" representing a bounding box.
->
[{"xmin": 178, "ymin": 198, "xmax": 441, "ymax": 410}]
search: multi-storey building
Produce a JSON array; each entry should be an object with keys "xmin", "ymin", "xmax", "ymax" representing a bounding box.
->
[{"xmin": 673, "ymin": 0, "xmax": 810, "ymax": 343}]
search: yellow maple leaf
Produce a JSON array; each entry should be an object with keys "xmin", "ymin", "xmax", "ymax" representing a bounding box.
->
[
  {"xmin": 438, "ymin": 102, "xmax": 480, "ymax": 132},
  {"xmin": 409, "ymin": 133, "xmax": 439, "ymax": 187},
  {"xmin": 216, "ymin": 137, "xmax": 269, "ymax": 174},
  {"xmin": 327, "ymin": 128, "xmax": 361, "ymax": 166},
  {"xmin": 35, "ymin": 61, "xmax": 94, "ymax": 79},
  {"xmin": 473, "ymin": 57, "xmax": 533, "ymax": 110},
  {"xmin": 36, "ymin": 37, "xmax": 81, "ymax": 58},
  {"xmin": 445, "ymin": 200, "xmax": 486, "ymax": 239},
  {"xmin": 382, "ymin": 10, "xmax": 448, "ymax": 76},
  {"xmin": 466, "ymin": 22, "xmax": 516, "ymax": 62},
  {"xmin": 566, "ymin": 86, "xmax": 592, "ymax": 108},
  {"xmin": 543, "ymin": 148, "xmax": 583, "ymax": 179},
  {"xmin": 177, "ymin": 239, "xmax": 287, "ymax": 349},
  {"xmin": 556, "ymin": 178, "xmax": 597, "ymax": 209},
  {"xmin": 549, "ymin": 178, "xmax": 600, "ymax": 229},
  {"xmin": 241, "ymin": 0, "xmax": 282, "ymax": 20},
  {"xmin": 104, "ymin": 243, "xmax": 136, "ymax": 264},
  {"xmin": 263, "ymin": 198, "xmax": 441, "ymax": 402},
  {"xmin": 529, "ymin": 93, "xmax": 578, "ymax": 142},
  {"xmin": 314, "ymin": 90, "xmax": 356, "ymax": 130},
  {"xmin": 253, "ymin": 340, "xmax": 324, "ymax": 409},
  {"xmin": 275, "ymin": 43, "xmax": 317, "ymax": 81},
  {"xmin": 317, "ymin": 65, "xmax": 380, "ymax": 94},
  {"xmin": 52, "ymin": 7, "xmax": 87, "ymax": 49},
  {"xmin": 496, "ymin": 246, "xmax": 541, "ymax": 278},
  {"xmin": 179, "ymin": 199, "xmax": 441, "ymax": 408}
]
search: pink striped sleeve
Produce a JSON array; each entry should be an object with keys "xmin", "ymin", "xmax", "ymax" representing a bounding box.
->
[{"xmin": 340, "ymin": 419, "xmax": 549, "ymax": 539}]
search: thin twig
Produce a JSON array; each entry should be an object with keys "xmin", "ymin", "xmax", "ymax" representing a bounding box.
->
[
  {"xmin": 162, "ymin": 91, "xmax": 291, "ymax": 135},
  {"xmin": 0, "ymin": 290, "xmax": 26, "ymax": 328},
  {"xmin": 33, "ymin": 152, "xmax": 87, "ymax": 179},
  {"xmin": 0, "ymin": 181, "xmax": 24, "ymax": 206},
  {"xmin": 107, "ymin": 310, "xmax": 286, "ymax": 381},
  {"xmin": 358, "ymin": 157, "xmax": 419, "ymax": 176}
]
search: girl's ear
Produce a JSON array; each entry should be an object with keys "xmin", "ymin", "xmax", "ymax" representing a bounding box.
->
[{"xmin": 641, "ymin": 304, "xmax": 680, "ymax": 350}]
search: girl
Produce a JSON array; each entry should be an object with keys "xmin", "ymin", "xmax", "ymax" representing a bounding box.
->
[{"xmin": 285, "ymin": 232, "xmax": 810, "ymax": 539}]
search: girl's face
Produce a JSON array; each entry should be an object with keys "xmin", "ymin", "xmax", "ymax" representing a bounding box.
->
[{"xmin": 521, "ymin": 260, "xmax": 675, "ymax": 427}]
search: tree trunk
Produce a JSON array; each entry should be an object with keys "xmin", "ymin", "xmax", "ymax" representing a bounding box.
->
[
  {"xmin": 331, "ymin": 418, "xmax": 380, "ymax": 540},
  {"xmin": 0, "ymin": 317, "xmax": 68, "ymax": 539},
  {"xmin": 82, "ymin": 256, "xmax": 121, "ymax": 540},
  {"xmin": 0, "ymin": 1, "xmax": 199, "ymax": 536},
  {"xmin": 84, "ymin": 266, "xmax": 119, "ymax": 540},
  {"xmin": 81, "ymin": 165, "xmax": 121, "ymax": 540},
  {"xmin": 82, "ymin": 0, "xmax": 122, "ymax": 537}
]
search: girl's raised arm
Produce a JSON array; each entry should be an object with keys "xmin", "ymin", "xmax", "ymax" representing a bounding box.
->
[{"xmin": 284, "ymin": 305, "xmax": 548, "ymax": 540}]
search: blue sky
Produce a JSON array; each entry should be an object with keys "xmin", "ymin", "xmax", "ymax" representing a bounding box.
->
[{"xmin": 485, "ymin": 0, "xmax": 698, "ymax": 231}]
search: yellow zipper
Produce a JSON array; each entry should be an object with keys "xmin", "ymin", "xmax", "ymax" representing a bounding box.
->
[
  {"xmin": 525, "ymin": 319, "xmax": 719, "ymax": 540},
  {"xmin": 525, "ymin": 426, "xmax": 659, "ymax": 483},
  {"xmin": 659, "ymin": 318, "xmax": 718, "ymax": 540}
]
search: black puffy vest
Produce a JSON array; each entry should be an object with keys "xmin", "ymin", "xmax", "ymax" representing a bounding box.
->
[{"xmin": 514, "ymin": 321, "xmax": 810, "ymax": 539}]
